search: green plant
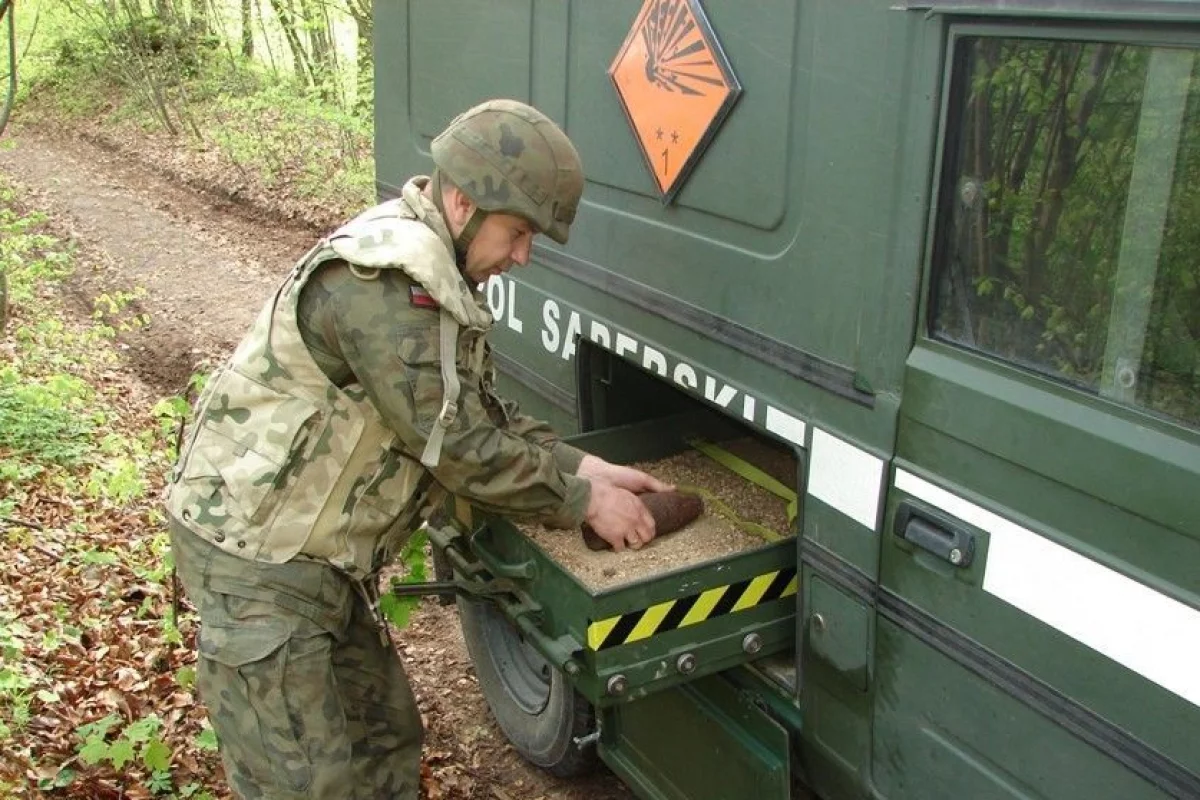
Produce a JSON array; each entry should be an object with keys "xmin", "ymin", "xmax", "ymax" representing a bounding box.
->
[
  {"xmin": 0, "ymin": 369, "xmax": 95, "ymax": 466},
  {"xmin": 84, "ymin": 454, "xmax": 147, "ymax": 504},
  {"xmin": 36, "ymin": 769, "xmax": 78, "ymax": 791},
  {"xmin": 379, "ymin": 528, "xmax": 429, "ymax": 629},
  {"xmin": 134, "ymin": 531, "xmax": 175, "ymax": 583},
  {"xmin": 0, "ymin": 612, "xmax": 52, "ymax": 740},
  {"xmin": 0, "ymin": 666, "xmax": 34, "ymax": 736},
  {"xmin": 76, "ymin": 714, "xmax": 173, "ymax": 773},
  {"xmin": 152, "ymin": 393, "xmax": 192, "ymax": 461},
  {"xmin": 193, "ymin": 726, "xmax": 219, "ymax": 752},
  {"xmin": 92, "ymin": 287, "xmax": 150, "ymax": 338},
  {"xmin": 174, "ymin": 666, "xmax": 196, "ymax": 690}
]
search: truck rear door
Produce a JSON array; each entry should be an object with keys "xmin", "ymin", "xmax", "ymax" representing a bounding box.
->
[{"xmin": 876, "ymin": 19, "xmax": 1200, "ymax": 800}]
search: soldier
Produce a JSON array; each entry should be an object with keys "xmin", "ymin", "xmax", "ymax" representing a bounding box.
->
[{"xmin": 165, "ymin": 99, "xmax": 668, "ymax": 799}]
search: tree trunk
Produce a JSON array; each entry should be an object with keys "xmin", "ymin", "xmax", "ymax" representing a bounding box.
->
[
  {"xmin": 189, "ymin": 0, "xmax": 211, "ymax": 36},
  {"xmin": 1023, "ymin": 45, "xmax": 1113, "ymax": 304},
  {"xmin": 269, "ymin": 0, "xmax": 313, "ymax": 86},
  {"xmin": 299, "ymin": 0, "xmax": 337, "ymax": 102},
  {"xmin": 241, "ymin": 0, "xmax": 253, "ymax": 57},
  {"xmin": 0, "ymin": 269, "xmax": 8, "ymax": 335},
  {"xmin": 346, "ymin": 0, "xmax": 372, "ymax": 114},
  {"xmin": 254, "ymin": 0, "xmax": 281, "ymax": 75}
]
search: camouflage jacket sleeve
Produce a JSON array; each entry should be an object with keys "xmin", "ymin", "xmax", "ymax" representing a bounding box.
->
[{"xmin": 298, "ymin": 262, "xmax": 590, "ymax": 529}]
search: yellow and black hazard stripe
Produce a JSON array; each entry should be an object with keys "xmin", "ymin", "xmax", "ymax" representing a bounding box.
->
[{"xmin": 586, "ymin": 567, "xmax": 798, "ymax": 651}]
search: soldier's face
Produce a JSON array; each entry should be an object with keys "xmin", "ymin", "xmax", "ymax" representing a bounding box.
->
[{"xmin": 463, "ymin": 212, "xmax": 535, "ymax": 285}]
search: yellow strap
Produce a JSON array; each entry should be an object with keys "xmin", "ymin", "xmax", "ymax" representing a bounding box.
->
[
  {"xmin": 673, "ymin": 483, "xmax": 784, "ymax": 543},
  {"xmin": 685, "ymin": 437, "xmax": 800, "ymax": 526},
  {"xmin": 420, "ymin": 310, "xmax": 461, "ymax": 468}
]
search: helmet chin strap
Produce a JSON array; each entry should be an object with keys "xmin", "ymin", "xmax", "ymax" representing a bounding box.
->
[{"xmin": 432, "ymin": 170, "xmax": 486, "ymax": 269}]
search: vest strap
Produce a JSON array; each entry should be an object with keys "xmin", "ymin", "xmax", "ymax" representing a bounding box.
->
[{"xmin": 420, "ymin": 309, "xmax": 462, "ymax": 468}]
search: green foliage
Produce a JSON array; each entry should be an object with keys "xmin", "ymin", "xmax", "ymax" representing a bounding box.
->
[
  {"xmin": 188, "ymin": 369, "xmax": 211, "ymax": 398},
  {"xmin": 380, "ymin": 528, "xmax": 430, "ymax": 629},
  {"xmin": 0, "ymin": 368, "xmax": 96, "ymax": 466},
  {"xmin": 161, "ymin": 604, "xmax": 184, "ymax": 646},
  {"xmin": 0, "ymin": 613, "xmax": 38, "ymax": 739},
  {"xmin": 76, "ymin": 548, "xmax": 120, "ymax": 566},
  {"xmin": 937, "ymin": 38, "xmax": 1200, "ymax": 426},
  {"xmin": 0, "ymin": 187, "xmax": 72, "ymax": 301},
  {"xmin": 108, "ymin": 12, "xmax": 219, "ymax": 71},
  {"xmin": 180, "ymin": 784, "xmax": 217, "ymax": 800},
  {"xmin": 1, "ymin": 604, "xmax": 87, "ymax": 754},
  {"xmin": 93, "ymin": 287, "xmax": 151, "ymax": 339},
  {"xmin": 207, "ymin": 78, "xmax": 373, "ymax": 204},
  {"xmin": 152, "ymin": 394, "xmax": 193, "ymax": 460},
  {"xmin": 174, "ymin": 666, "xmax": 196, "ymax": 690},
  {"xmin": 85, "ymin": 454, "xmax": 148, "ymax": 504},
  {"xmin": 36, "ymin": 767, "xmax": 77, "ymax": 791},
  {"xmin": 0, "ymin": 178, "xmax": 175, "ymax": 511},
  {"xmin": 193, "ymin": 725, "xmax": 219, "ymax": 752},
  {"xmin": 75, "ymin": 714, "xmax": 121, "ymax": 760},
  {"xmin": 134, "ymin": 531, "xmax": 176, "ymax": 583},
  {"xmin": 76, "ymin": 713, "xmax": 174, "ymax": 775}
]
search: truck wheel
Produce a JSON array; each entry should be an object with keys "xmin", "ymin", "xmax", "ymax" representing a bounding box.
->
[{"xmin": 457, "ymin": 595, "xmax": 598, "ymax": 777}]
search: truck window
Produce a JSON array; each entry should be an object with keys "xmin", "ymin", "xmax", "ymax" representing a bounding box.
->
[{"xmin": 932, "ymin": 36, "xmax": 1200, "ymax": 430}]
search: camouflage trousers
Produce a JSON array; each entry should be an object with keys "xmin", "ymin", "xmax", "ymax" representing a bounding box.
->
[{"xmin": 169, "ymin": 518, "xmax": 423, "ymax": 800}]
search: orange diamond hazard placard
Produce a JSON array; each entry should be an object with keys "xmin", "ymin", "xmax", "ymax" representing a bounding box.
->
[{"xmin": 609, "ymin": 0, "xmax": 741, "ymax": 202}]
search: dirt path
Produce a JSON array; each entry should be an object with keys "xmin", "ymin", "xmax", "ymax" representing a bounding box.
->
[
  {"xmin": 0, "ymin": 128, "xmax": 632, "ymax": 800},
  {"xmin": 0, "ymin": 129, "xmax": 311, "ymax": 393}
]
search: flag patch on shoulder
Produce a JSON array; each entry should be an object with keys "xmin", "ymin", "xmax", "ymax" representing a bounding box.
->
[{"xmin": 409, "ymin": 286, "xmax": 440, "ymax": 309}]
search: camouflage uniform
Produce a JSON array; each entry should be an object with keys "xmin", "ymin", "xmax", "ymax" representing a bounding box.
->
[{"xmin": 166, "ymin": 101, "xmax": 589, "ymax": 799}]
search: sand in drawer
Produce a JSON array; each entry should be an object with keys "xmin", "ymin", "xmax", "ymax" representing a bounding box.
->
[{"xmin": 524, "ymin": 446, "xmax": 794, "ymax": 591}]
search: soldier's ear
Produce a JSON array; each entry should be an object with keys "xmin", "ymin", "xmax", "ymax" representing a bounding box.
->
[{"xmin": 443, "ymin": 186, "xmax": 477, "ymax": 234}]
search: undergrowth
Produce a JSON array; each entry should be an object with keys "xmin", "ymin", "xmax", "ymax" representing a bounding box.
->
[{"xmin": 0, "ymin": 178, "xmax": 221, "ymax": 799}]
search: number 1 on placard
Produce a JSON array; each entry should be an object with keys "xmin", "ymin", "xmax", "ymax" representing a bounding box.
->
[{"xmin": 661, "ymin": 148, "xmax": 669, "ymax": 176}]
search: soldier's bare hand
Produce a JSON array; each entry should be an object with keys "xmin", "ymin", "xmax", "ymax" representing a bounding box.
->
[
  {"xmin": 584, "ymin": 481, "xmax": 657, "ymax": 552},
  {"xmin": 577, "ymin": 455, "xmax": 674, "ymax": 495}
]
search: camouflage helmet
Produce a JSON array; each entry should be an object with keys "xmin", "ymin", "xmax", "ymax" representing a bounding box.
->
[{"xmin": 431, "ymin": 99, "xmax": 583, "ymax": 245}]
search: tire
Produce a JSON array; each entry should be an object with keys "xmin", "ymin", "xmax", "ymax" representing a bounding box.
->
[{"xmin": 457, "ymin": 594, "xmax": 599, "ymax": 777}]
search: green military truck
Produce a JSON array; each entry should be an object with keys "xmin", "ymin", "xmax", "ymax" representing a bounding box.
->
[{"xmin": 375, "ymin": 1, "xmax": 1200, "ymax": 798}]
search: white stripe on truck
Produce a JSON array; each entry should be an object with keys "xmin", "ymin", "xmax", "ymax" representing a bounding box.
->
[
  {"xmin": 896, "ymin": 468, "xmax": 1200, "ymax": 709},
  {"xmin": 809, "ymin": 428, "xmax": 885, "ymax": 530}
]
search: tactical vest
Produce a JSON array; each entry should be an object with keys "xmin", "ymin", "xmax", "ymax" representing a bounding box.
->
[{"xmin": 166, "ymin": 178, "xmax": 493, "ymax": 576}]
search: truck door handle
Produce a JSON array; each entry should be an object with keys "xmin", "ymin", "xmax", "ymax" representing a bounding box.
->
[{"xmin": 894, "ymin": 501, "xmax": 975, "ymax": 567}]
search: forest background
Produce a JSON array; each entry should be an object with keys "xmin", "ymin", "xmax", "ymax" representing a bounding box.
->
[
  {"xmin": 0, "ymin": 2, "xmax": 408, "ymax": 798},
  {"xmin": 10, "ymin": 0, "xmax": 376, "ymax": 217}
]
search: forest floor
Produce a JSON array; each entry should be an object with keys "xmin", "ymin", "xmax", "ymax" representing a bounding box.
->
[{"xmin": 0, "ymin": 122, "xmax": 632, "ymax": 800}]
